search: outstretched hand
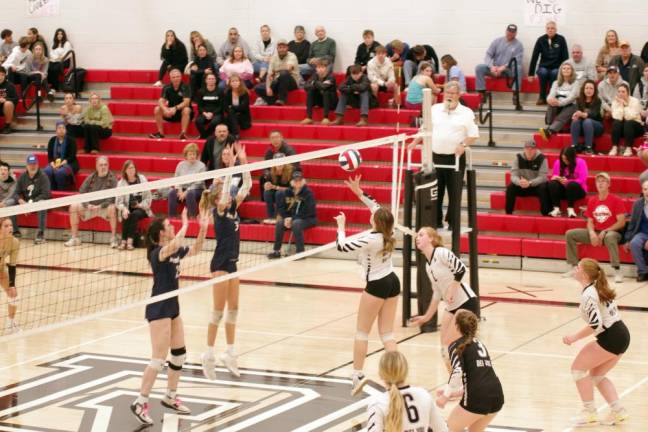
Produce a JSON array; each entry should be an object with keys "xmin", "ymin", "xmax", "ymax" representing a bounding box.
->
[
  {"xmin": 344, "ymin": 175, "xmax": 363, "ymax": 197},
  {"xmin": 334, "ymin": 212, "xmax": 346, "ymax": 228}
]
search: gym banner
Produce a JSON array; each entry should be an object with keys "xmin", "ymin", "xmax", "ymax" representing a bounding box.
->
[
  {"xmin": 524, "ymin": 0, "xmax": 566, "ymax": 26},
  {"xmin": 28, "ymin": 0, "xmax": 60, "ymax": 17}
]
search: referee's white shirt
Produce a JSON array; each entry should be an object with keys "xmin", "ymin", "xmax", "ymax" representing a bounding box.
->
[{"xmin": 430, "ymin": 102, "xmax": 479, "ymax": 155}]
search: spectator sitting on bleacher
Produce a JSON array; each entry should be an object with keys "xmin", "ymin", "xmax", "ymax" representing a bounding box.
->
[
  {"xmin": 404, "ymin": 62, "xmax": 440, "ymax": 111},
  {"xmin": 306, "ymin": 26, "xmax": 336, "ymax": 77},
  {"xmin": 149, "ymin": 69, "xmax": 192, "ymax": 141},
  {"xmin": 547, "ymin": 146, "xmax": 588, "ymax": 218},
  {"xmin": 595, "ymin": 30, "xmax": 621, "ymax": 79},
  {"xmin": 2, "ymin": 37, "xmax": 32, "ymax": 86},
  {"xmin": 367, "ymin": 46, "xmax": 396, "ymax": 98},
  {"xmin": 267, "ymin": 170, "xmax": 316, "ymax": 259},
  {"xmin": 44, "ymin": 121, "xmax": 78, "ymax": 191},
  {"xmin": 10, "ymin": 154, "xmax": 49, "ymax": 243},
  {"xmin": 153, "ymin": 30, "xmax": 188, "ymax": 87},
  {"xmin": 188, "ymin": 31, "xmax": 216, "ymax": 61},
  {"xmin": 224, "ymin": 74, "xmax": 251, "ymax": 138},
  {"xmin": 632, "ymin": 64, "xmax": 648, "ymax": 108},
  {"xmin": 609, "ymin": 82, "xmax": 644, "ymax": 157},
  {"xmin": 539, "ymin": 62, "xmax": 579, "ymax": 142},
  {"xmin": 570, "ymin": 80, "xmax": 604, "ymax": 154},
  {"xmin": 254, "ymin": 40, "xmax": 300, "ymax": 106},
  {"xmin": 188, "ymin": 44, "xmax": 216, "ymax": 98},
  {"xmin": 0, "ymin": 30, "xmax": 17, "ymax": 64},
  {"xmin": 289, "ymin": 25, "xmax": 311, "ymax": 78},
  {"xmin": 25, "ymin": 42, "xmax": 48, "ymax": 90},
  {"xmin": 83, "ymin": 93, "xmax": 113, "ymax": 153},
  {"xmin": 195, "ymin": 73, "xmax": 224, "ymax": 139},
  {"xmin": 262, "ymin": 153, "xmax": 293, "ymax": 224},
  {"xmin": 474, "ymin": 24, "xmax": 524, "ymax": 109},
  {"xmin": 27, "ymin": 28, "xmax": 48, "ymax": 57},
  {"xmin": 168, "ymin": 143, "xmax": 205, "ymax": 219},
  {"xmin": 569, "ymin": 44, "xmax": 596, "ymax": 89},
  {"xmin": 47, "ymin": 28, "xmax": 72, "ymax": 99},
  {"xmin": 598, "ymin": 65, "xmax": 627, "ymax": 118},
  {"xmin": 60, "ymin": 92, "xmax": 83, "ymax": 137},
  {"xmin": 301, "ymin": 60, "xmax": 337, "ymax": 125},
  {"xmin": 440, "ymin": 54, "xmax": 467, "ymax": 94},
  {"xmin": 354, "ymin": 30, "xmax": 380, "ymax": 71},
  {"xmin": 252, "ymin": 25, "xmax": 275, "ymax": 82},
  {"xmin": 404, "ymin": 44, "xmax": 439, "ymax": 85},
  {"xmin": 263, "ymin": 130, "xmax": 300, "ymax": 173},
  {"xmin": 563, "ymin": 172, "xmax": 626, "ymax": 283},
  {"xmin": 385, "ymin": 40, "xmax": 409, "ymax": 69},
  {"xmin": 217, "ymin": 27, "xmax": 253, "ymax": 67},
  {"xmin": 115, "ymin": 160, "xmax": 153, "ymax": 251},
  {"xmin": 505, "ymin": 140, "xmax": 549, "ymax": 215},
  {"xmin": 334, "ymin": 65, "xmax": 373, "ymax": 127},
  {"xmin": 528, "ymin": 21, "xmax": 569, "ymax": 106},
  {"xmin": 64, "ymin": 156, "xmax": 118, "ymax": 248},
  {"xmin": 201, "ymin": 123, "xmax": 235, "ymax": 171},
  {"xmin": 608, "ymin": 41, "xmax": 645, "ymax": 95},
  {"xmin": 622, "ymin": 179, "xmax": 648, "ymax": 282},
  {"xmin": 219, "ymin": 46, "xmax": 253, "ymax": 90},
  {"xmin": 0, "ymin": 66, "xmax": 18, "ymax": 135},
  {"xmin": 0, "ymin": 161, "xmax": 16, "ymax": 209}
]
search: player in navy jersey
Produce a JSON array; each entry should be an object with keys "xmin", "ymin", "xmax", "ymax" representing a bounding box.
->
[
  {"xmin": 335, "ymin": 175, "xmax": 401, "ymax": 395},
  {"xmin": 563, "ymin": 258, "xmax": 630, "ymax": 426},
  {"xmin": 130, "ymin": 208, "xmax": 209, "ymax": 426},
  {"xmin": 201, "ymin": 144, "xmax": 251, "ymax": 379},
  {"xmin": 437, "ymin": 309, "xmax": 503, "ymax": 432}
]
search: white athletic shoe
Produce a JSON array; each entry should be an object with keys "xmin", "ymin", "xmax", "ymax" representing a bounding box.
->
[
  {"xmin": 161, "ymin": 395, "xmax": 191, "ymax": 415},
  {"xmin": 153, "ymin": 80, "xmax": 163, "ymax": 87},
  {"xmin": 64, "ymin": 237, "xmax": 81, "ymax": 247},
  {"xmin": 608, "ymin": 146, "xmax": 618, "ymax": 156},
  {"xmin": 350, "ymin": 372, "xmax": 368, "ymax": 396},
  {"xmin": 253, "ymin": 97, "xmax": 268, "ymax": 106},
  {"xmin": 622, "ymin": 146, "xmax": 633, "ymax": 157},
  {"xmin": 567, "ymin": 207, "xmax": 578, "ymax": 218},
  {"xmin": 571, "ymin": 408, "xmax": 598, "ymax": 427},
  {"xmin": 130, "ymin": 401, "xmax": 153, "ymax": 425},
  {"xmin": 600, "ymin": 407, "xmax": 628, "ymax": 425},
  {"xmin": 110, "ymin": 237, "xmax": 120, "ymax": 249},
  {"xmin": 561, "ymin": 267, "xmax": 576, "ymax": 278},
  {"xmin": 549, "ymin": 207, "xmax": 562, "ymax": 217},
  {"xmin": 201, "ymin": 352, "xmax": 217, "ymax": 380},
  {"xmin": 614, "ymin": 269, "xmax": 624, "ymax": 284},
  {"xmin": 4, "ymin": 319, "xmax": 20, "ymax": 334},
  {"xmin": 220, "ymin": 351, "xmax": 240, "ymax": 377}
]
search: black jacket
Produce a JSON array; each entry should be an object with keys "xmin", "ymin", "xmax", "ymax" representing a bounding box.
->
[
  {"xmin": 576, "ymin": 97, "xmax": 603, "ymax": 122},
  {"xmin": 13, "ymin": 169, "xmax": 50, "ymax": 202},
  {"xmin": 196, "ymin": 87, "xmax": 224, "ymax": 116},
  {"xmin": 288, "ymin": 40, "xmax": 311, "ymax": 64},
  {"xmin": 279, "ymin": 184, "xmax": 316, "ymax": 220},
  {"xmin": 47, "ymin": 135, "xmax": 79, "ymax": 173},
  {"xmin": 624, "ymin": 198, "xmax": 647, "ymax": 244},
  {"xmin": 304, "ymin": 71, "xmax": 337, "ymax": 94},
  {"xmin": 608, "ymin": 54, "xmax": 646, "ymax": 94},
  {"xmin": 192, "ymin": 54, "xmax": 216, "ymax": 73},
  {"xmin": 224, "ymin": 91, "xmax": 251, "ymax": 131},
  {"xmin": 160, "ymin": 40, "xmax": 188, "ymax": 71},
  {"xmin": 529, "ymin": 34, "xmax": 569, "ymax": 74},
  {"xmin": 641, "ymin": 42, "xmax": 648, "ymax": 64},
  {"xmin": 354, "ymin": 41, "xmax": 381, "ymax": 66},
  {"xmin": 339, "ymin": 74, "xmax": 370, "ymax": 94},
  {"xmin": 405, "ymin": 45, "xmax": 439, "ymax": 72},
  {"xmin": 200, "ymin": 135, "xmax": 236, "ymax": 171},
  {"xmin": 0, "ymin": 79, "xmax": 18, "ymax": 106},
  {"xmin": 263, "ymin": 141, "xmax": 300, "ymax": 177}
]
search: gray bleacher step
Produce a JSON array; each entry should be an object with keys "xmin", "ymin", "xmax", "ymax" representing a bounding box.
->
[
  {"xmin": 474, "ymin": 127, "xmax": 534, "ymax": 147},
  {"xmin": 490, "ymin": 111, "xmax": 545, "ymax": 129}
]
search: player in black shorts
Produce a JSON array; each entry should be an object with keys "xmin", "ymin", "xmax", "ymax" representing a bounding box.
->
[
  {"xmin": 201, "ymin": 144, "xmax": 251, "ymax": 379},
  {"xmin": 130, "ymin": 208, "xmax": 208, "ymax": 426},
  {"xmin": 437, "ymin": 309, "xmax": 504, "ymax": 432}
]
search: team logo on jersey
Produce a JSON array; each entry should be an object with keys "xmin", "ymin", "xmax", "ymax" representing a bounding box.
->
[{"xmin": 592, "ymin": 204, "xmax": 612, "ymax": 224}]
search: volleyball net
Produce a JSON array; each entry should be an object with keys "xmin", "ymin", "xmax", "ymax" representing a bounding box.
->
[{"xmin": 0, "ymin": 131, "xmax": 424, "ymax": 341}]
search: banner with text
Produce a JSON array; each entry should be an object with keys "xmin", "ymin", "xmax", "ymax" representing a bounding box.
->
[
  {"xmin": 28, "ymin": 0, "xmax": 60, "ymax": 17},
  {"xmin": 524, "ymin": 0, "xmax": 566, "ymax": 26}
]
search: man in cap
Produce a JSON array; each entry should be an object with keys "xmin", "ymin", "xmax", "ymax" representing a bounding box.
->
[
  {"xmin": 10, "ymin": 154, "xmax": 50, "ymax": 243},
  {"xmin": 608, "ymin": 40, "xmax": 645, "ymax": 94},
  {"xmin": 255, "ymin": 39, "xmax": 300, "ymax": 106},
  {"xmin": 505, "ymin": 139, "xmax": 549, "ymax": 215},
  {"xmin": 597, "ymin": 65, "xmax": 628, "ymax": 117}
]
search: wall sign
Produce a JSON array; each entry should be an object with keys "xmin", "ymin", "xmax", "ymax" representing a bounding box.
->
[{"xmin": 525, "ymin": 0, "xmax": 566, "ymax": 25}]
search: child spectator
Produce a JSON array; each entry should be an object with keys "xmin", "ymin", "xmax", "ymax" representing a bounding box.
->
[{"xmin": 334, "ymin": 65, "xmax": 372, "ymax": 126}]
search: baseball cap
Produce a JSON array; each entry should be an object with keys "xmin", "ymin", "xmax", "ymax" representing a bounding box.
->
[
  {"xmin": 276, "ymin": 38, "xmax": 289, "ymax": 46},
  {"xmin": 26, "ymin": 154, "xmax": 38, "ymax": 165},
  {"xmin": 607, "ymin": 65, "xmax": 619, "ymax": 73},
  {"xmin": 595, "ymin": 172, "xmax": 611, "ymax": 182},
  {"xmin": 523, "ymin": 139, "xmax": 537, "ymax": 148},
  {"xmin": 55, "ymin": 120, "xmax": 65, "ymax": 128},
  {"xmin": 506, "ymin": 24, "xmax": 518, "ymax": 33},
  {"xmin": 619, "ymin": 40, "xmax": 630, "ymax": 48},
  {"xmin": 291, "ymin": 171, "xmax": 304, "ymax": 180}
]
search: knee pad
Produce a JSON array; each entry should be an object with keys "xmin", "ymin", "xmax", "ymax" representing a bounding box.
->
[
  {"xmin": 355, "ymin": 331, "xmax": 369, "ymax": 341},
  {"xmin": 7, "ymin": 294, "xmax": 19, "ymax": 307},
  {"xmin": 441, "ymin": 346, "xmax": 450, "ymax": 362},
  {"xmin": 168, "ymin": 347, "xmax": 186, "ymax": 371},
  {"xmin": 149, "ymin": 358, "xmax": 165, "ymax": 372},
  {"xmin": 209, "ymin": 310, "xmax": 223, "ymax": 326},
  {"xmin": 380, "ymin": 332, "xmax": 395, "ymax": 343},
  {"xmin": 591, "ymin": 375, "xmax": 606, "ymax": 385},
  {"xmin": 572, "ymin": 369, "xmax": 588, "ymax": 382},
  {"xmin": 225, "ymin": 310, "xmax": 238, "ymax": 325}
]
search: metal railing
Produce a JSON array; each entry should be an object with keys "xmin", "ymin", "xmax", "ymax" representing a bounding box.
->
[
  {"xmin": 21, "ymin": 81, "xmax": 45, "ymax": 131},
  {"xmin": 506, "ymin": 57, "xmax": 523, "ymax": 111},
  {"xmin": 478, "ymin": 91, "xmax": 495, "ymax": 146},
  {"xmin": 61, "ymin": 50, "xmax": 80, "ymax": 98}
]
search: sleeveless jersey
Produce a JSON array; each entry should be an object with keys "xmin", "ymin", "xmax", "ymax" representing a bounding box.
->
[
  {"xmin": 367, "ymin": 385, "xmax": 448, "ymax": 432},
  {"xmin": 214, "ymin": 200, "xmax": 240, "ymax": 262},
  {"xmin": 149, "ymin": 245, "xmax": 189, "ymax": 297}
]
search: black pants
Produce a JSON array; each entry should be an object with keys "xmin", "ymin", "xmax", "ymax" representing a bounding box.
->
[
  {"xmin": 306, "ymin": 89, "xmax": 337, "ymax": 118},
  {"xmin": 47, "ymin": 61, "xmax": 68, "ymax": 91},
  {"xmin": 195, "ymin": 113, "xmax": 223, "ymax": 139},
  {"xmin": 257, "ymin": 71, "xmax": 298, "ymax": 104},
  {"xmin": 505, "ymin": 183, "xmax": 550, "ymax": 215},
  {"xmin": 190, "ymin": 70, "xmax": 205, "ymax": 97},
  {"xmin": 66, "ymin": 124, "xmax": 84, "ymax": 138},
  {"xmin": 611, "ymin": 119, "xmax": 644, "ymax": 148},
  {"xmin": 227, "ymin": 107, "xmax": 251, "ymax": 137},
  {"xmin": 546, "ymin": 104, "xmax": 577, "ymax": 133},
  {"xmin": 83, "ymin": 125, "xmax": 112, "ymax": 152},
  {"xmin": 547, "ymin": 179, "xmax": 586, "ymax": 207},
  {"xmin": 158, "ymin": 60, "xmax": 187, "ymax": 81},
  {"xmin": 122, "ymin": 208, "xmax": 147, "ymax": 241},
  {"xmin": 433, "ymin": 152, "xmax": 465, "ymax": 230}
]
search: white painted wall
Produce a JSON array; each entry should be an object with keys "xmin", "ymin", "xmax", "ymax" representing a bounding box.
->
[{"xmin": 4, "ymin": 0, "xmax": 648, "ymax": 75}]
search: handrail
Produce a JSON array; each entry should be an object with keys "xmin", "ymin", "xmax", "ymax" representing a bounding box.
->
[
  {"xmin": 506, "ymin": 57, "xmax": 523, "ymax": 111},
  {"xmin": 478, "ymin": 91, "xmax": 495, "ymax": 146},
  {"xmin": 61, "ymin": 49, "xmax": 79, "ymax": 98},
  {"xmin": 21, "ymin": 81, "xmax": 44, "ymax": 131}
]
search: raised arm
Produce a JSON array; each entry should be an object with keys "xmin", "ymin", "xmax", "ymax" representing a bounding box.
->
[
  {"xmin": 159, "ymin": 209, "xmax": 189, "ymax": 262},
  {"xmin": 187, "ymin": 209, "xmax": 209, "ymax": 257},
  {"xmin": 345, "ymin": 175, "xmax": 380, "ymax": 213}
]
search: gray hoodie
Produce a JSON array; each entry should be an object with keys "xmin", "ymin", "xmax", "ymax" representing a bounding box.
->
[
  {"xmin": 597, "ymin": 77, "xmax": 629, "ymax": 112},
  {"xmin": 0, "ymin": 174, "xmax": 16, "ymax": 205}
]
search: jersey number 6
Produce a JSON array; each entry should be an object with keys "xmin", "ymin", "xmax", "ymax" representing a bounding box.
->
[{"xmin": 403, "ymin": 393, "xmax": 420, "ymax": 423}]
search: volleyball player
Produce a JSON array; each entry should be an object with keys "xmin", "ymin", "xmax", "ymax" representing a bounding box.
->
[
  {"xmin": 0, "ymin": 218, "xmax": 20, "ymax": 334},
  {"xmin": 130, "ymin": 208, "xmax": 209, "ymax": 426},
  {"xmin": 437, "ymin": 309, "xmax": 504, "ymax": 432},
  {"xmin": 366, "ymin": 351, "xmax": 448, "ymax": 431},
  {"xmin": 201, "ymin": 144, "xmax": 251, "ymax": 379},
  {"xmin": 334, "ymin": 175, "xmax": 400, "ymax": 396},
  {"xmin": 563, "ymin": 258, "xmax": 630, "ymax": 426},
  {"xmin": 409, "ymin": 227, "xmax": 478, "ymax": 371}
]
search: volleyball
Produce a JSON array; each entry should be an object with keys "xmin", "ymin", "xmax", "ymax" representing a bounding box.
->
[{"xmin": 338, "ymin": 149, "xmax": 362, "ymax": 172}]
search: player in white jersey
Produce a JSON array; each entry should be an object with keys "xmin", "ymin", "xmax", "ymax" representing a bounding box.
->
[
  {"xmin": 563, "ymin": 258, "xmax": 630, "ymax": 427},
  {"xmin": 335, "ymin": 175, "xmax": 401, "ymax": 396},
  {"xmin": 409, "ymin": 227, "xmax": 478, "ymax": 371},
  {"xmin": 366, "ymin": 351, "xmax": 448, "ymax": 432}
]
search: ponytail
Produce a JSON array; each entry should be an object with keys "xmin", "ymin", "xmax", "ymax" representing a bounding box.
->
[
  {"xmin": 378, "ymin": 351, "xmax": 408, "ymax": 432},
  {"xmin": 373, "ymin": 207, "xmax": 395, "ymax": 255},
  {"xmin": 385, "ymin": 383, "xmax": 404, "ymax": 432},
  {"xmin": 580, "ymin": 258, "xmax": 616, "ymax": 302},
  {"xmin": 454, "ymin": 310, "xmax": 479, "ymax": 357}
]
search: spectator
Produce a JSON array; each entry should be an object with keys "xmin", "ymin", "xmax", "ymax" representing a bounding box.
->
[
  {"xmin": 82, "ymin": 93, "xmax": 113, "ymax": 153},
  {"xmin": 0, "ymin": 66, "xmax": 18, "ymax": 134},
  {"xmin": 10, "ymin": 154, "xmax": 50, "ymax": 243},
  {"xmin": 0, "ymin": 161, "xmax": 16, "ymax": 210},
  {"xmin": 571, "ymin": 80, "xmax": 604, "ymax": 154},
  {"xmin": 528, "ymin": 21, "xmax": 569, "ymax": 105},
  {"xmin": 367, "ymin": 46, "xmax": 396, "ymax": 98},
  {"xmin": 168, "ymin": 143, "xmax": 206, "ymax": 218},
  {"xmin": 440, "ymin": 54, "xmax": 467, "ymax": 94},
  {"xmin": 219, "ymin": 46, "xmax": 253, "ymax": 90},
  {"xmin": 505, "ymin": 140, "xmax": 549, "ymax": 215},
  {"xmin": 188, "ymin": 44, "xmax": 216, "ymax": 97},
  {"xmin": 306, "ymin": 26, "xmax": 336, "ymax": 76},
  {"xmin": 385, "ymin": 40, "xmax": 410, "ymax": 69},
  {"xmin": 64, "ymin": 156, "xmax": 117, "ymax": 248},
  {"xmin": 261, "ymin": 153, "xmax": 293, "ymax": 224},
  {"xmin": 262, "ymin": 130, "xmax": 300, "ymax": 173},
  {"xmin": 610, "ymin": 83, "xmax": 644, "ymax": 157},
  {"xmin": 224, "ymin": 74, "xmax": 251, "ymax": 137},
  {"xmin": 539, "ymin": 62, "xmax": 579, "ymax": 142},
  {"xmin": 254, "ymin": 40, "xmax": 299, "ymax": 106},
  {"xmin": 563, "ymin": 172, "xmax": 626, "ymax": 284},
  {"xmin": 2, "ymin": 37, "xmax": 32, "ymax": 86},
  {"xmin": 153, "ymin": 30, "xmax": 188, "ymax": 87},
  {"xmin": 301, "ymin": 60, "xmax": 337, "ymax": 125},
  {"xmin": 195, "ymin": 73, "xmax": 224, "ymax": 139},
  {"xmin": 632, "ymin": 64, "xmax": 648, "ymax": 108},
  {"xmin": 334, "ymin": 64, "xmax": 372, "ymax": 126},
  {"xmin": 149, "ymin": 69, "xmax": 192, "ymax": 140},
  {"xmin": 474, "ymin": 24, "xmax": 524, "ymax": 109},
  {"xmin": 608, "ymin": 41, "xmax": 645, "ymax": 95},
  {"xmin": 643, "ymin": 41, "xmax": 648, "ymax": 64},
  {"xmin": 200, "ymin": 123, "xmax": 236, "ymax": 171},
  {"xmin": 27, "ymin": 28, "xmax": 48, "ymax": 57},
  {"xmin": 596, "ymin": 30, "xmax": 621, "ymax": 79},
  {"xmin": 267, "ymin": 171, "xmax": 316, "ymax": 258},
  {"xmin": 403, "ymin": 44, "xmax": 439, "ymax": 85},
  {"xmin": 569, "ymin": 44, "xmax": 596, "ymax": 88},
  {"xmin": 116, "ymin": 160, "xmax": 153, "ymax": 251},
  {"xmin": 47, "ymin": 28, "xmax": 72, "ymax": 99},
  {"xmin": 59, "ymin": 92, "xmax": 83, "ymax": 137},
  {"xmin": 252, "ymin": 24, "xmax": 275, "ymax": 81},
  {"xmin": 188, "ymin": 31, "xmax": 216, "ymax": 61},
  {"xmin": 354, "ymin": 29, "xmax": 380, "ymax": 70},
  {"xmin": 0, "ymin": 30, "xmax": 16, "ymax": 64},
  {"xmin": 623, "ymin": 179, "xmax": 648, "ymax": 281},
  {"xmin": 404, "ymin": 62, "xmax": 440, "ymax": 110},
  {"xmin": 44, "ymin": 121, "xmax": 78, "ymax": 191},
  {"xmin": 289, "ymin": 25, "xmax": 311, "ymax": 77},
  {"xmin": 547, "ymin": 146, "xmax": 588, "ymax": 218},
  {"xmin": 25, "ymin": 42, "xmax": 48, "ymax": 90},
  {"xmin": 598, "ymin": 65, "xmax": 628, "ymax": 118},
  {"xmin": 217, "ymin": 27, "xmax": 253, "ymax": 66}
]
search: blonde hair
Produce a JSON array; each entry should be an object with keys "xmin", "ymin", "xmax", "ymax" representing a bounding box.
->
[
  {"xmin": 557, "ymin": 61, "xmax": 576, "ymax": 86},
  {"xmin": 580, "ymin": 258, "xmax": 616, "ymax": 303},
  {"xmin": 379, "ymin": 351, "xmax": 408, "ymax": 432},
  {"xmin": 182, "ymin": 142, "xmax": 199, "ymax": 157},
  {"xmin": 373, "ymin": 208, "xmax": 395, "ymax": 255},
  {"xmin": 421, "ymin": 226, "xmax": 444, "ymax": 247}
]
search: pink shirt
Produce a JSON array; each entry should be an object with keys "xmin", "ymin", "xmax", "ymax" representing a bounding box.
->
[
  {"xmin": 551, "ymin": 157, "xmax": 588, "ymax": 192},
  {"xmin": 220, "ymin": 59, "xmax": 253, "ymax": 81}
]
